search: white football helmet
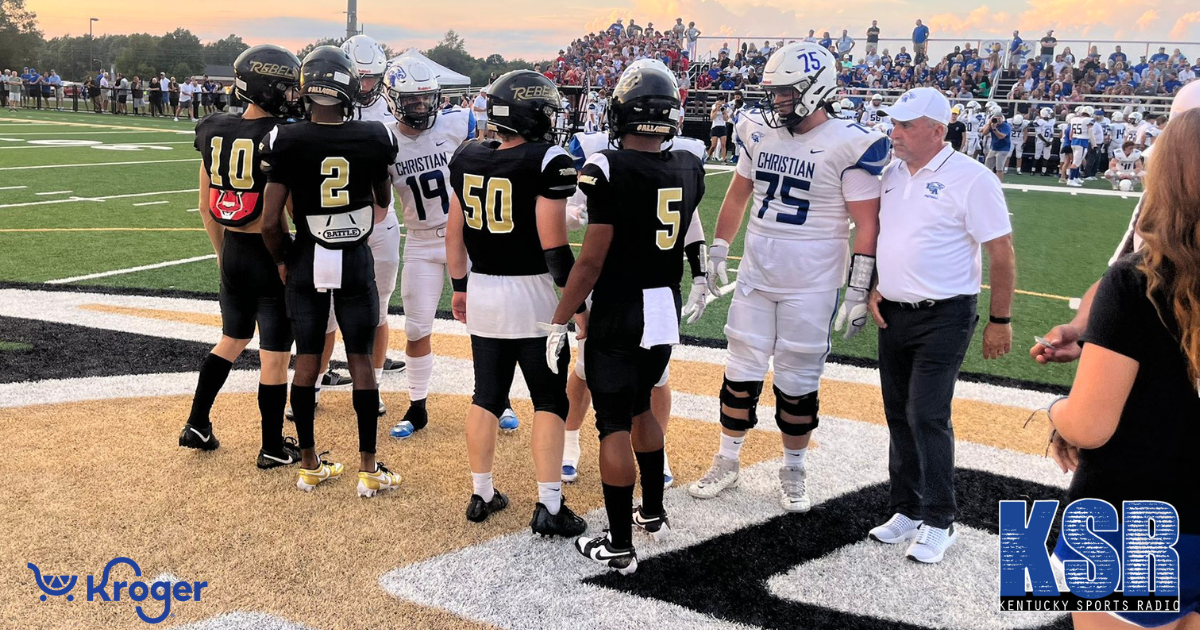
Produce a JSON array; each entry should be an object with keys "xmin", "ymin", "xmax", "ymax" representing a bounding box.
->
[
  {"xmin": 1129, "ymin": 111, "xmax": 1144, "ymax": 124},
  {"xmin": 840, "ymin": 97, "xmax": 854, "ymax": 110},
  {"xmin": 966, "ymin": 100, "xmax": 981, "ymax": 111},
  {"xmin": 986, "ymin": 100, "xmax": 999, "ymax": 111},
  {"xmin": 831, "ymin": 101, "xmax": 843, "ymax": 114},
  {"xmin": 870, "ymin": 93, "xmax": 883, "ymax": 104},
  {"xmin": 1012, "ymin": 114, "xmax": 1024, "ymax": 125},
  {"xmin": 1039, "ymin": 107, "xmax": 1053, "ymax": 119},
  {"xmin": 385, "ymin": 57, "xmax": 440, "ymax": 130},
  {"xmin": 988, "ymin": 104, "xmax": 1003, "ymax": 117},
  {"xmin": 760, "ymin": 42, "xmax": 838, "ymax": 128},
  {"xmin": 1119, "ymin": 179, "xmax": 1134, "ymax": 192},
  {"xmin": 342, "ymin": 35, "xmax": 388, "ymax": 106},
  {"xmin": 1112, "ymin": 111, "xmax": 1125, "ymax": 122},
  {"xmin": 1082, "ymin": 105, "xmax": 1095, "ymax": 116}
]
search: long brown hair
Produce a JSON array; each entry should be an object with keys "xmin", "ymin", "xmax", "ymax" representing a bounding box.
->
[{"xmin": 1136, "ymin": 107, "xmax": 1200, "ymax": 387}]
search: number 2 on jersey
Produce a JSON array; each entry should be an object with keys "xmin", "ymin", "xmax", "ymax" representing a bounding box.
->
[
  {"xmin": 755, "ymin": 171, "xmax": 810, "ymax": 225},
  {"xmin": 320, "ymin": 157, "xmax": 350, "ymax": 208},
  {"xmin": 209, "ymin": 137, "xmax": 254, "ymax": 189},
  {"xmin": 404, "ymin": 170, "xmax": 450, "ymax": 221},
  {"xmin": 656, "ymin": 188, "xmax": 683, "ymax": 250}
]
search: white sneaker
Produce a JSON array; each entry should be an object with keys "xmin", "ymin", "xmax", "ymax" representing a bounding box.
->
[
  {"xmin": 173, "ymin": 116, "xmax": 179, "ymax": 122},
  {"xmin": 778, "ymin": 465, "xmax": 810, "ymax": 512},
  {"xmin": 905, "ymin": 523, "xmax": 958, "ymax": 563},
  {"xmin": 687, "ymin": 454, "xmax": 739, "ymax": 499},
  {"xmin": 869, "ymin": 513, "xmax": 923, "ymax": 544}
]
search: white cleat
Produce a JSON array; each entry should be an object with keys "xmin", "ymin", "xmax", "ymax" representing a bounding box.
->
[
  {"xmin": 779, "ymin": 465, "xmax": 811, "ymax": 513},
  {"xmin": 687, "ymin": 455, "xmax": 740, "ymax": 499}
]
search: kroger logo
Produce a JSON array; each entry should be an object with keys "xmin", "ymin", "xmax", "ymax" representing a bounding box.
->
[{"xmin": 27, "ymin": 557, "xmax": 207, "ymax": 623}]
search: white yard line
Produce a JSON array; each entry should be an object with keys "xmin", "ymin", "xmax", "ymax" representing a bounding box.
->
[
  {"xmin": 132, "ymin": 200, "xmax": 170, "ymax": 207},
  {"xmin": 1002, "ymin": 181, "xmax": 1141, "ymax": 198},
  {"xmin": 0, "ymin": 141, "xmax": 193, "ymax": 150},
  {"xmin": 0, "ymin": 130, "xmax": 175, "ymax": 135},
  {"xmin": 0, "ymin": 185, "xmax": 28, "ymax": 191},
  {"xmin": 0, "ymin": 158, "xmax": 196, "ymax": 171},
  {"xmin": 34, "ymin": 190, "xmax": 72, "ymax": 196},
  {"xmin": 45, "ymin": 254, "xmax": 216, "ymax": 284},
  {"xmin": 0, "ymin": 189, "xmax": 197, "ymax": 210}
]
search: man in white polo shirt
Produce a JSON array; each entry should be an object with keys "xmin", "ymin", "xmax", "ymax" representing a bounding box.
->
[{"xmin": 865, "ymin": 87, "xmax": 1015, "ymax": 564}]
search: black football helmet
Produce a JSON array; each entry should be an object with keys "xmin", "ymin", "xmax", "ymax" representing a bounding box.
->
[
  {"xmin": 233, "ymin": 44, "xmax": 302, "ymax": 118},
  {"xmin": 299, "ymin": 46, "xmax": 359, "ymax": 119},
  {"xmin": 486, "ymin": 70, "xmax": 562, "ymax": 143},
  {"xmin": 608, "ymin": 62, "xmax": 680, "ymax": 142}
]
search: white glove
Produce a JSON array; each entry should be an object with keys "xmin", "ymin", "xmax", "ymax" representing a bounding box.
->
[
  {"xmin": 538, "ymin": 322, "xmax": 569, "ymax": 374},
  {"xmin": 565, "ymin": 202, "xmax": 588, "ymax": 231},
  {"xmin": 833, "ymin": 287, "xmax": 870, "ymax": 340},
  {"xmin": 708, "ymin": 238, "xmax": 730, "ymax": 289},
  {"xmin": 681, "ymin": 276, "xmax": 710, "ymax": 324}
]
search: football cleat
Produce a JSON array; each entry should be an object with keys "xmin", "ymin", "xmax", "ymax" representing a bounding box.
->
[
  {"xmin": 296, "ymin": 452, "xmax": 344, "ymax": 491},
  {"xmin": 687, "ymin": 454, "xmax": 739, "ymax": 499},
  {"xmin": 632, "ymin": 506, "xmax": 672, "ymax": 542},
  {"xmin": 179, "ymin": 423, "xmax": 220, "ymax": 451},
  {"xmin": 779, "ymin": 465, "xmax": 811, "ymax": 513},
  {"xmin": 575, "ymin": 531, "xmax": 638, "ymax": 575},
  {"xmin": 390, "ymin": 400, "xmax": 429, "ymax": 439},
  {"xmin": 357, "ymin": 462, "xmax": 401, "ymax": 497},
  {"xmin": 256, "ymin": 436, "xmax": 301, "ymax": 469},
  {"xmin": 663, "ymin": 473, "xmax": 674, "ymax": 490},
  {"xmin": 499, "ymin": 408, "xmax": 520, "ymax": 433},
  {"xmin": 561, "ymin": 464, "xmax": 578, "ymax": 483},
  {"xmin": 321, "ymin": 370, "xmax": 353, "ymax": 388},
  {"xmin": 466, "ymin": 490, "xmax": 509, "ymax": 523},
  {"xmin": 377, "ymin": 393, "xmax": 387, "ymax": 417},
  {"xmin": 382, "ymin": 357, "xmax": 406, "ymax": 373},
  {"xmin": 530, "ymin": 501, "xmax": 587, "ymax": 537},
  {"xmin": 869, "ymin": 513, "xmax": 924, "ymax": 544}
]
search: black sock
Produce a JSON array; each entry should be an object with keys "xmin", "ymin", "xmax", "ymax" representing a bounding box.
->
[
  {"xmin": 353, "ymin": 388, "xmax": 379, "ymax": 454},
  {"xmin": 602, "ymin": 483, "xmax": 635, "ymax": 548},
  {"xmin": 290, "ymin": 384, "xmax": 317, "ymax": 450},
  {"xmin": 257, "ymin": 383, "xmax": 287, "ymax": 454},
  {"xmin": 187, "ymin": 354, "xmax": 234, "ymax": 429},
  {"xmin": 408, "ymin": 398, "xmax": 428, "ymax": 430},
  {"xmin": 635, "ymin": 449, "xmax": 666, "ymax": 516}
]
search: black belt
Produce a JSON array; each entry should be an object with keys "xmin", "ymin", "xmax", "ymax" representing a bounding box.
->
[{"xmin": 882, "ymin": 294, "xmax": 972, "ymax": 310}]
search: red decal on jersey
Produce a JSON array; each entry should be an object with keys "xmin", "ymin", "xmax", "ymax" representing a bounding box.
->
[{"xmin": 209, "ymin": 189, "xmax": 260, "ymax": 223}]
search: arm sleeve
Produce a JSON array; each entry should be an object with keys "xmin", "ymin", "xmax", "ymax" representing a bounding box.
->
[
  {"xmin": 578, "ymin": 154, "xmax": 613, "ymax": 224},
  {"xmin": 1079, "ymin": 258, "xmax": 1149, "ymax": 362},
  {"xmin": 846, "ymin": 136, "xmax": 892, "ymax": 177},
  {"xmin": 566, "ymin": 134, "xmax": 587, "ymax": 169},
  {"xmin": 538, "ymin": 148, "xmax": 578, "ymax": 200},
  {"xmin": 963, "ymin": 172, "xmax": 1013, "ymax": 243},
  {"xmin": 842, "ymin": 167, "xmax": 882, "ymax": 202}
]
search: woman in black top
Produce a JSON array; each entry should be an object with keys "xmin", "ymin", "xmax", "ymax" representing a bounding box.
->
[
  {"xmin": 1047, "ymin": 108, "xmax": 1200, "ymax": 630},
  {"xmin": 131, "ymin": 77, "xmax": 143, "ymax": 115}
]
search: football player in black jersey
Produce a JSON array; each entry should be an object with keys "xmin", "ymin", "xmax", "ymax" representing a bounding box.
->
[
  {"xmin": 445, "ymin": 70, "xmax": 588, "ymax": 536},
  {"xmin": 545, "ymin": 64, "xmax": 708, "ymax": 574},
  {"xmin": 179, "ymin": 44, "xmax": 305, "ymax": 469},
  {"xmin": 260, "ymin": 46, "xmax": 402, "ymax": 497}
]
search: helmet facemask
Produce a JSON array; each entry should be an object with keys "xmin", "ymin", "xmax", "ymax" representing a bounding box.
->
[
  {"xmin": 393, "ymin": 90, "xmax": 440, "ymax": 131},
  {"xmin": 355, "ymin": 74, "xmax": 385, "ymax": 106},
  {"xmin": 762, "ymin": 82, "xmax": 810, "ymax": 129}
]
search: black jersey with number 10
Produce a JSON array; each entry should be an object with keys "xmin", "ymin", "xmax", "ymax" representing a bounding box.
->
[
  {"xmin": 193, "ymin": 113, "xmax": 281, "ymax": 228},
  {"xmin": 580, "ymin": 149, "xmax": 706, "ymax": 301}
]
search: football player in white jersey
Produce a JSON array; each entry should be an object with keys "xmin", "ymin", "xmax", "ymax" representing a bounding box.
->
[
  {"xmin": 1009, "ymin": 113, "xmax": 1029, "ymax": 173},
  {"xmin": 1126, "ymin": 111, "xmax": 1143, "ymax": 144},
  {"xmin": 1140, "ymin": 114, "xmax": 1165, "ymax": 148},
  {"xmin": 287, "ymin": 34, "xmax": 399, "ymax": 420},
  {"xmin": 584, "ymin": 92, "xmax": 601, "ymax": 133},
  {"xmin": 1033, "ymin": 108, "xmax": 1056, "ymax": 176},
  {"xmin": 860, "ymin": 93, "xmax": 885, "ymax": 127},
  {"xmin": 1108, "ymin": 111, "xmax": 1127, "ymax": 158},
  {"xmin": 962, "ymin": 100, "xmax": 985, "ymax": 160},
  {"xmin": 1066, "ymin": 105, "xmax": 1092, "ymax": 187},
  {"xmin": 1104, "ymin": 140, "xmax": 1146, "ymax": 190},
  {"xmin": 838, "ymin": 98, "xmax": 857, "ymax": 120},
  {"xmin": 380, "ymin": 58, "xmax": 482, "ymax": 439},
  {"xmin": 687, "ymin": 42, "xmax": 890, "ymax": 512},
  {"xmin": 559, "ymin": 58, "xmax": 709, "ymax": 487}
]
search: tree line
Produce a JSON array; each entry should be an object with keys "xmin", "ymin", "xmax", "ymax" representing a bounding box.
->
[{"xmin": 2, "ymin": 0, "xmax": 544, "ymax": 87}]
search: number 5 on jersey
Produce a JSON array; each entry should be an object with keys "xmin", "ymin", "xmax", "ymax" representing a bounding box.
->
[
  {"xmin": 461, "ymin": 174, "xmax": 514, "ymax": 233},
  {"xmin": 656, "ymin": 188, "xmax": 683, "ymax": 250}
]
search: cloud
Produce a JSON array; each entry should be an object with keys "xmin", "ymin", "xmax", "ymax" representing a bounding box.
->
[
  {"xmin": 1169, "ymin": 11, "xmax": 1200, "ymax": 39},
  {"xmin": 1135, "ymin": 10, "xmax": 1160, "ymax": 31}
]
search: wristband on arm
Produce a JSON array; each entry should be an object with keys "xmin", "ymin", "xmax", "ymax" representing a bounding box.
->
[
  {"xmin": 847, "ymin": 253, "xmax": 876, "ymax": 292},
  {"xmin": 685, "ymin": 241, "xmax": 707, "ymax": 278},
  {"xmin": 543, "ymin": 245, "xmax": 576, "ymax": 288},
  {"xmin": 451, "ymin": 275, "xmax": 468, "ymax": 293}
]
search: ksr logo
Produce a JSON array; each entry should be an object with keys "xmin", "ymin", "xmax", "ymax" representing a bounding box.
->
[{"xmin": 27, "ymin": 557, "xmax": 207, "ymax": 624}]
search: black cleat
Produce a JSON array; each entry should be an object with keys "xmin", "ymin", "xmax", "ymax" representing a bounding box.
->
[
  {"xmin": 179, "ymin": 423, "xmax": 220, "ymax": 451},
  {"xmin": 530, "ymin": 501, "xmax": 587, "ymax": 537},
  {"xmin": 575, "ymin": 531, "xmax": 638, "ymax": 574},
  {"xmin": 382, "ymin": 357, "xmax": 406, "ymax": 373},
  {"xmin": 466, "ymin": 491, "xmax": 509, "ymax": 523},
  {"xmin": 256, "ymin": 436, "xmax": 301, "ymax": 469},
  {"xmin": 632, "ymin": 506, "xmax": 672, "ymax": 542}
]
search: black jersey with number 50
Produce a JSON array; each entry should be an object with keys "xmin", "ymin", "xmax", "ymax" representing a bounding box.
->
[
  {"xmin": 448, "ymin": 140, "xmax": 577, "ymax": 277},
  {"xmin": 194, "ymin": 113, "xmax": 281, "ymax": 227},
  {"xmin": 580, "ymin": 149, "xmax": 706, "ymax": 301},
  {"xmin": 259, "ymin": 120, "xmax": 397, "ymax": 247}
]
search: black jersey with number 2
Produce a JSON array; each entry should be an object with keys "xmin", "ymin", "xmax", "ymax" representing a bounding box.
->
[
  {"xmin": 194, "ymin": 113, "xmax": 281, "ymax": 227},
  {"xmin": 448, "ymin": 140, "xmax": 578, "ymax": 277},
  {"xmin": 580, "ymin": 149, "xmax": 706, "ymax": 301}
]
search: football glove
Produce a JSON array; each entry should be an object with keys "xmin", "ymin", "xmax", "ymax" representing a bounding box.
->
[
  {"xmin": 537, "ymin": 322, "xmax": 569, "ymax": 374},
  {"xmin": 708, "ymin": 238, "xmax": 730, "ymax": 290},
  {"xmin": 833, "ymin": 253, "xmax": 876, "ymax": 340},
  {"xmin": 681, "ymin": 276, "xmax": 710, "ymax": 324}
]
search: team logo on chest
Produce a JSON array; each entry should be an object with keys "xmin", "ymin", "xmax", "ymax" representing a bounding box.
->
[
  {"xmin": 925, "ymin": 182, "xmax": 945, "ymax": 199},
  {"xmin": 209, "ymin": 189, "xmax": 259, "ymax": 222}
]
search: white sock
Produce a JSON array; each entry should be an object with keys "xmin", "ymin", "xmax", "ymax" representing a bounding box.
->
[
  {"xmin": 718, "ymin": 433, "xmax": 745, "ymax": 461},
  {"xmin": 663, "ymin": 449, "xmax": 672, "ymax": 477},
  {"xmin": 783, "ymin": 447, "xmax": 808, "ymax": 469},
  {"xmin": 538, "ymin": 481, "xmax": 562, "ymax": 515},
  {"xmin": 563, "ymin": 430, "xmax": 581, "ymax": 466},
  {"xmin": 471, "ymin": 472, "xmax": 494, "ymax": 502},
  {"xmin": 314, "ymin": 386, "xmax": 322, "ymax": 403},
  {"xmin": 406, "ymin": 352, "xmax": 434, "ymax": 401},
  {"xmin": 374, "ymin": 367, "xmax": 384, "ymax": 383}
]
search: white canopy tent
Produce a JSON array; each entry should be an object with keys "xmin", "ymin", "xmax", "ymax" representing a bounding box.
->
[{"xmin": 388, "ymin": 48, "xmax": 472, "ymax": 87}]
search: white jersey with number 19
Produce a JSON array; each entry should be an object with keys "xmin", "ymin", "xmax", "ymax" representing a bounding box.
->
[{"xmin": 387, "ymin": 106, "xmax": 473, "ymax": 230}]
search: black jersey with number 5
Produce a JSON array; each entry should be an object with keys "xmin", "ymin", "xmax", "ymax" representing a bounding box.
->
[
  {"xmin": 580, "ymin": 149, "xmax": 706, "ymax": 301},
  {"xmin": 448, "ymin": 140, "xmax": 578, "ymax": 277},
  {"xmin": 259, "ymin": 120, "xmax": 397, "ymax": 247},
  {"xmin": 194, "ymin": 113, "xmax": 281, "ymax": 227}
]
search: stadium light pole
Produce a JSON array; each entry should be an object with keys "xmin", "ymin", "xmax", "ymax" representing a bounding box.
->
[
  {"xmin": 89, "ymin": 18, "xmax": 100, "ymax": 74},
  {"xmin": 345, "ymin": 0, "xmax": 357, "ymax": 40}
]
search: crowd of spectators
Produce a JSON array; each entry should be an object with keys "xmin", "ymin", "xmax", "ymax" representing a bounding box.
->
[
  {"xmin": 0, "ymin": 67, "xmax": 239, "ymax": 120},
  {"xmin": 539, "ymin": 18, "xmax": 699, "ymax": 92}
]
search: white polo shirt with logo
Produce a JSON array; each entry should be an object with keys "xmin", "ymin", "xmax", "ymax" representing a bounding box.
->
[{"xmin": 876, "ymin": 143, "xmax": 1011, "ymax": 303}]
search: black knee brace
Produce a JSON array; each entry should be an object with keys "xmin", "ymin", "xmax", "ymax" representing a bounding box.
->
[
  {"xmin": 719, "ymin": 377, "xmax": 763, "ymax": 432},
  {"xmin": 774, "ymin": 385, "xmax": 819, "ymax": 436}
]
